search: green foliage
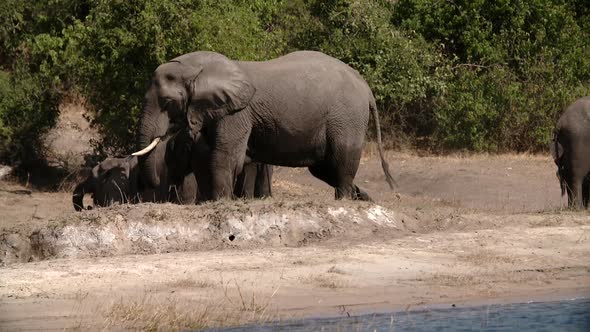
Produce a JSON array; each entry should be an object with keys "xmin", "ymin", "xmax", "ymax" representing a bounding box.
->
[
  {"xmin": 0, "ymin": 0, "xmax": 85, "ymax": 164},
  {"xmin": 1, "ymin": 0, "xmax": 590, "ymax": 165},
  {"xmin": 0, "ymin": 66, "xmax": 59, "ymax": 163},
  {"xmin": 393, "ymin": 0, "xmax": 590, "ymax": 151},
  {"xmin": 59, "ymin": 0, "xmax": 287, "ymax": 152},
  {"xmin": 284, "ymin": 0, "xmax": 449, "ymax": 146}
]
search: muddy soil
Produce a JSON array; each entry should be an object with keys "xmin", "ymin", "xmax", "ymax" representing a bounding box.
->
[{"xmin": 1, "ymin": 153, "xmax": 589, "ymax": 331}]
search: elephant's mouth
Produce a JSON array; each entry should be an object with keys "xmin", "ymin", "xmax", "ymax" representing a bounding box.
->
[
  {"xmin": 132, "ymin": 137, "xmax": 161, "ymax": 156},
  {"xmin": 131, "ymin": 124, "xmax": 189, "ymax": 157}
]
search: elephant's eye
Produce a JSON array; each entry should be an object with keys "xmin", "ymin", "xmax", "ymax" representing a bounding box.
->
[{"xmin": 165, "ymin": 74, "xmax": 175, "ymax": 81}]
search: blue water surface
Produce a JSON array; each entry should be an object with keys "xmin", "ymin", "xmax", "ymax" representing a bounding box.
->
[{"xmin": 204, "ymin": 298, "xmax": 590, "ymax": 332}]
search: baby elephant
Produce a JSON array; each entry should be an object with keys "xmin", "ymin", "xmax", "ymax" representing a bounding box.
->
[
  {"xmin": 72, "ymin": 155, "xmax": 198, "ymax": 210},
  {"xmin": 72, "ymin": 156, "xmax": 273, "ymax": 210},
  {"xmin": 72, "ymin": 156, "xmax": 140, "ymax": 211},
  {"xmin": 550, "ymin": 96, "xmax": 590, "ymax": 209}
]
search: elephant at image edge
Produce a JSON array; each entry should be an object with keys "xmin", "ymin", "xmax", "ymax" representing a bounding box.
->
[
  {"xmin": 550, "ymin": 96, "xmax": 590, "ymax": 209},
  {"xmin": 133, "ymin": 50, "xmax": 394, "ymax": 201}
]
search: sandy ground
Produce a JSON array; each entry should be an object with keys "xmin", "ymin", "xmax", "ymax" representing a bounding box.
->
[{"xmin": 1, "ymin": 153, "xmax": 589, "ymax": 331}]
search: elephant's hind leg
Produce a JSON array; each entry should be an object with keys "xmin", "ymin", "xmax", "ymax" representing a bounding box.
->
[
  {"xmin": 566, "ymin": 171, "xmax": 585, "ymax": 209},
  {"xmin": 308, "ymin": 159, "xmax": 359, "ymax": 200},
  {"xmin": 308, "ymin": 163, "xmax": 352, "ymax": 199}
]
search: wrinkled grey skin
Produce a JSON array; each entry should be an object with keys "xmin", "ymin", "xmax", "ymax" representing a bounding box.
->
[
  {"xmin": 72, "ymin": 156, "xmax": 139, "ymax": 211},
  {"xmin": 550, "ymin": 96, "xmax": 590, "ymax": 209},
  {"xmin": 137, "ymin": 51, "xmax": 394, "ymax": 201}
]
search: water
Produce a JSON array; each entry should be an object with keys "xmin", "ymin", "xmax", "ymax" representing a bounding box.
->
[{"xmin": 206, "ymin": 298, "xmax": 590, "ymax": 331}]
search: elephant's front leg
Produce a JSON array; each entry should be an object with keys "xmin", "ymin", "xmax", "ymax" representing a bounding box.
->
[{"xmin": 209, "ymin": 116, "xmax": 252, "ymax": 200}]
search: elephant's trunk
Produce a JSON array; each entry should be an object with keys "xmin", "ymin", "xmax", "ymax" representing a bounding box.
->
[
  {"xmin": 72, "ymin": 179, "xmax": 92, "ymax": 211},
  {"xmin": 136, "ymin": 87, "xmax": 170, "ymax": 188}
]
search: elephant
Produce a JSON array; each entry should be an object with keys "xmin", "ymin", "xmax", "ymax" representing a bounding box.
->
[
  {"xmin": 73, "ymin": 133, "xmax": 198, "ymax": 210},
  {"xmin": 550, "ymin": 96, "xmax": 590, "ymax": 209},
  {"xmin": 72, "ymin": 156, "xmax": 139, "ymax": 211},
  {"xmin": 133, "ymin": 50, "xmax": 395, "ymax": 201},
  {"xmin": 133, "ymin": 124, "xmax": 273, "ymax": 202},
  {"xmin": 74, "ymin": 131, "xmax": 273, "ymax": 210},
  {"xmin": 234, "ymin": 162, "xmax": 273, "ymax": 199}
]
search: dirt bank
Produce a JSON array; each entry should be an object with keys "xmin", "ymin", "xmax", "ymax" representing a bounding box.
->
[{"xmin": 0, "ymin": 153, "xmax": 588, "ymax": 331}]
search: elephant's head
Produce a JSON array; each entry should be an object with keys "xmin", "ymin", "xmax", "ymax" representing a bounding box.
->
[{"xmin": 133, "ymin": 51, "xmax": 255, "ymax": 188}]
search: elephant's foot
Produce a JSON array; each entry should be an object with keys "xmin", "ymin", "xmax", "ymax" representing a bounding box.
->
[
  {"xmin": 353, "ymin": 185, "xmax": 373, "ymax": 202},
  {"xmin": 334, "ymin": 185, "xmax": 372, "ymax": 201}
]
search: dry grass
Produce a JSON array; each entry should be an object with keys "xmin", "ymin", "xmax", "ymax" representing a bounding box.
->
[
  {"xmin": 327, "ymin": 265, "xmax": 348, "ymax": 275},
  {"xmin": 420, "ymin": 266, "xmax": 546, "ymax": 289},
  {"xmin": 162, "ymin": 277, "xmax": 217, "ymax": 289},
  {"xmin": 146, "ymin": 208, "xmax": 168, "ymax": 221},
  {"xmin": 105, "ymin": 296, "xmax": 219, "ymax": 331},
  {"xmin": 362, "ymin": 141, "xmax": 550, "ymax": 161},
  {"xmin": 300, "ymin": 274, "xmax": 347, "ymax": 289},
  {"xmin": 103, "ymin": 279, "xmax": 281, "ymax": 331},
  {"xmin": 421, "ymin": 273, "xmax": 482, "ymax": 287},
  {"xmin": 457, "ymin": 250, "xmax": 517, "ymax": 265}
]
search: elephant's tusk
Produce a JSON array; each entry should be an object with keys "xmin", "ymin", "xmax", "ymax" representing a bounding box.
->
[{"xmin": 131, "ymin": 137, "xmax": 160, "ymax": 156}]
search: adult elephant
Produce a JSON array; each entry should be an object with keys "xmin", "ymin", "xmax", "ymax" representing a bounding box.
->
[
  {"xmin": 140, "ymin": 132, "xmax": 198, "ymax": 204},
  {"xmin": 550, "ymin": 96, "xmax": 590, "ymax": 209},
  {"xmin": 133, "ymin": 51, "xmax": 394, "ymax": 201},
  {"xmin": 134, "ymin": 126, "xmax": 273, "ymax": 201}
]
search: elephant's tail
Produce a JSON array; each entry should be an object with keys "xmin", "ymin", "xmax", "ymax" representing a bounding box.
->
[{"xmin": 370, "ymin": 98, "xmax": 397, "ymax": 189}]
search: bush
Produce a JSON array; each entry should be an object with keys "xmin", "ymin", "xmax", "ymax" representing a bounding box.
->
[
  {"xmin": 1, "ymin": 0, "xmax": 590, "ymax": 165},
  {"xmin": 275, "ymin": 0, "xmax": 449, "ymax": 147},
  {"xmin": 0, "ymin": 66, "xmax": 59, "ymax": 164},
  {"xmin": 393, "ymin": 0, "xmax": 590, "ymax": 151},
  {"xmin": 0, "ymin": 0, "xmax": 82, "ymax": 164},
  {"xmin": 61, "ymin": 0, "xmax": 287, "ymax": 154}
]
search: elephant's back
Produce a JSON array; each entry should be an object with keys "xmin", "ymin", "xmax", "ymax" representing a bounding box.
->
[
  {"xmin": 238, "ymin": 52, "xmax": 372, "ymax": 167},
  {"xmin": 556, "ymin": 97, "xmax": 590, "ymax": 153},
  {"xmin": 558, "ymin": 97, "xmax": 590, "ymax": 132},
  {"xmin": 241, "ymin": 51, "xmax": 365, "ymax": 83},
  {"xmin": 238, "ymin": 51, "xmax": 371, "ymax": 108}
]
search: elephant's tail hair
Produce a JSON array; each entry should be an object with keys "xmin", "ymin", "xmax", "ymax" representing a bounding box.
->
[{"xmin": 370, "ymin": 98, "xmax": 397, "ymax": 190}]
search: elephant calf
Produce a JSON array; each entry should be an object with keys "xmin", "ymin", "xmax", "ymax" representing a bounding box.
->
[
  {"xmin": 73, "ymin": 156, "xmax": 273, "ymax": 211},
  {"xmin": 72, "ymin": 156, "xmax": 139, "ymax": 211},
  {"xmin": 72, "ymin": 152, "xmax": 200, "ymax": 211},
  {"xmin": 550, "ymin": 96, "xmax": 590, "ymax": 209}
]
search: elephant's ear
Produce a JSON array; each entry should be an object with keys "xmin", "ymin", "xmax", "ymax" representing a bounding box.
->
[{"xmin": 185, "ymin": 59, "xmax": 255, "ymax": 113}]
